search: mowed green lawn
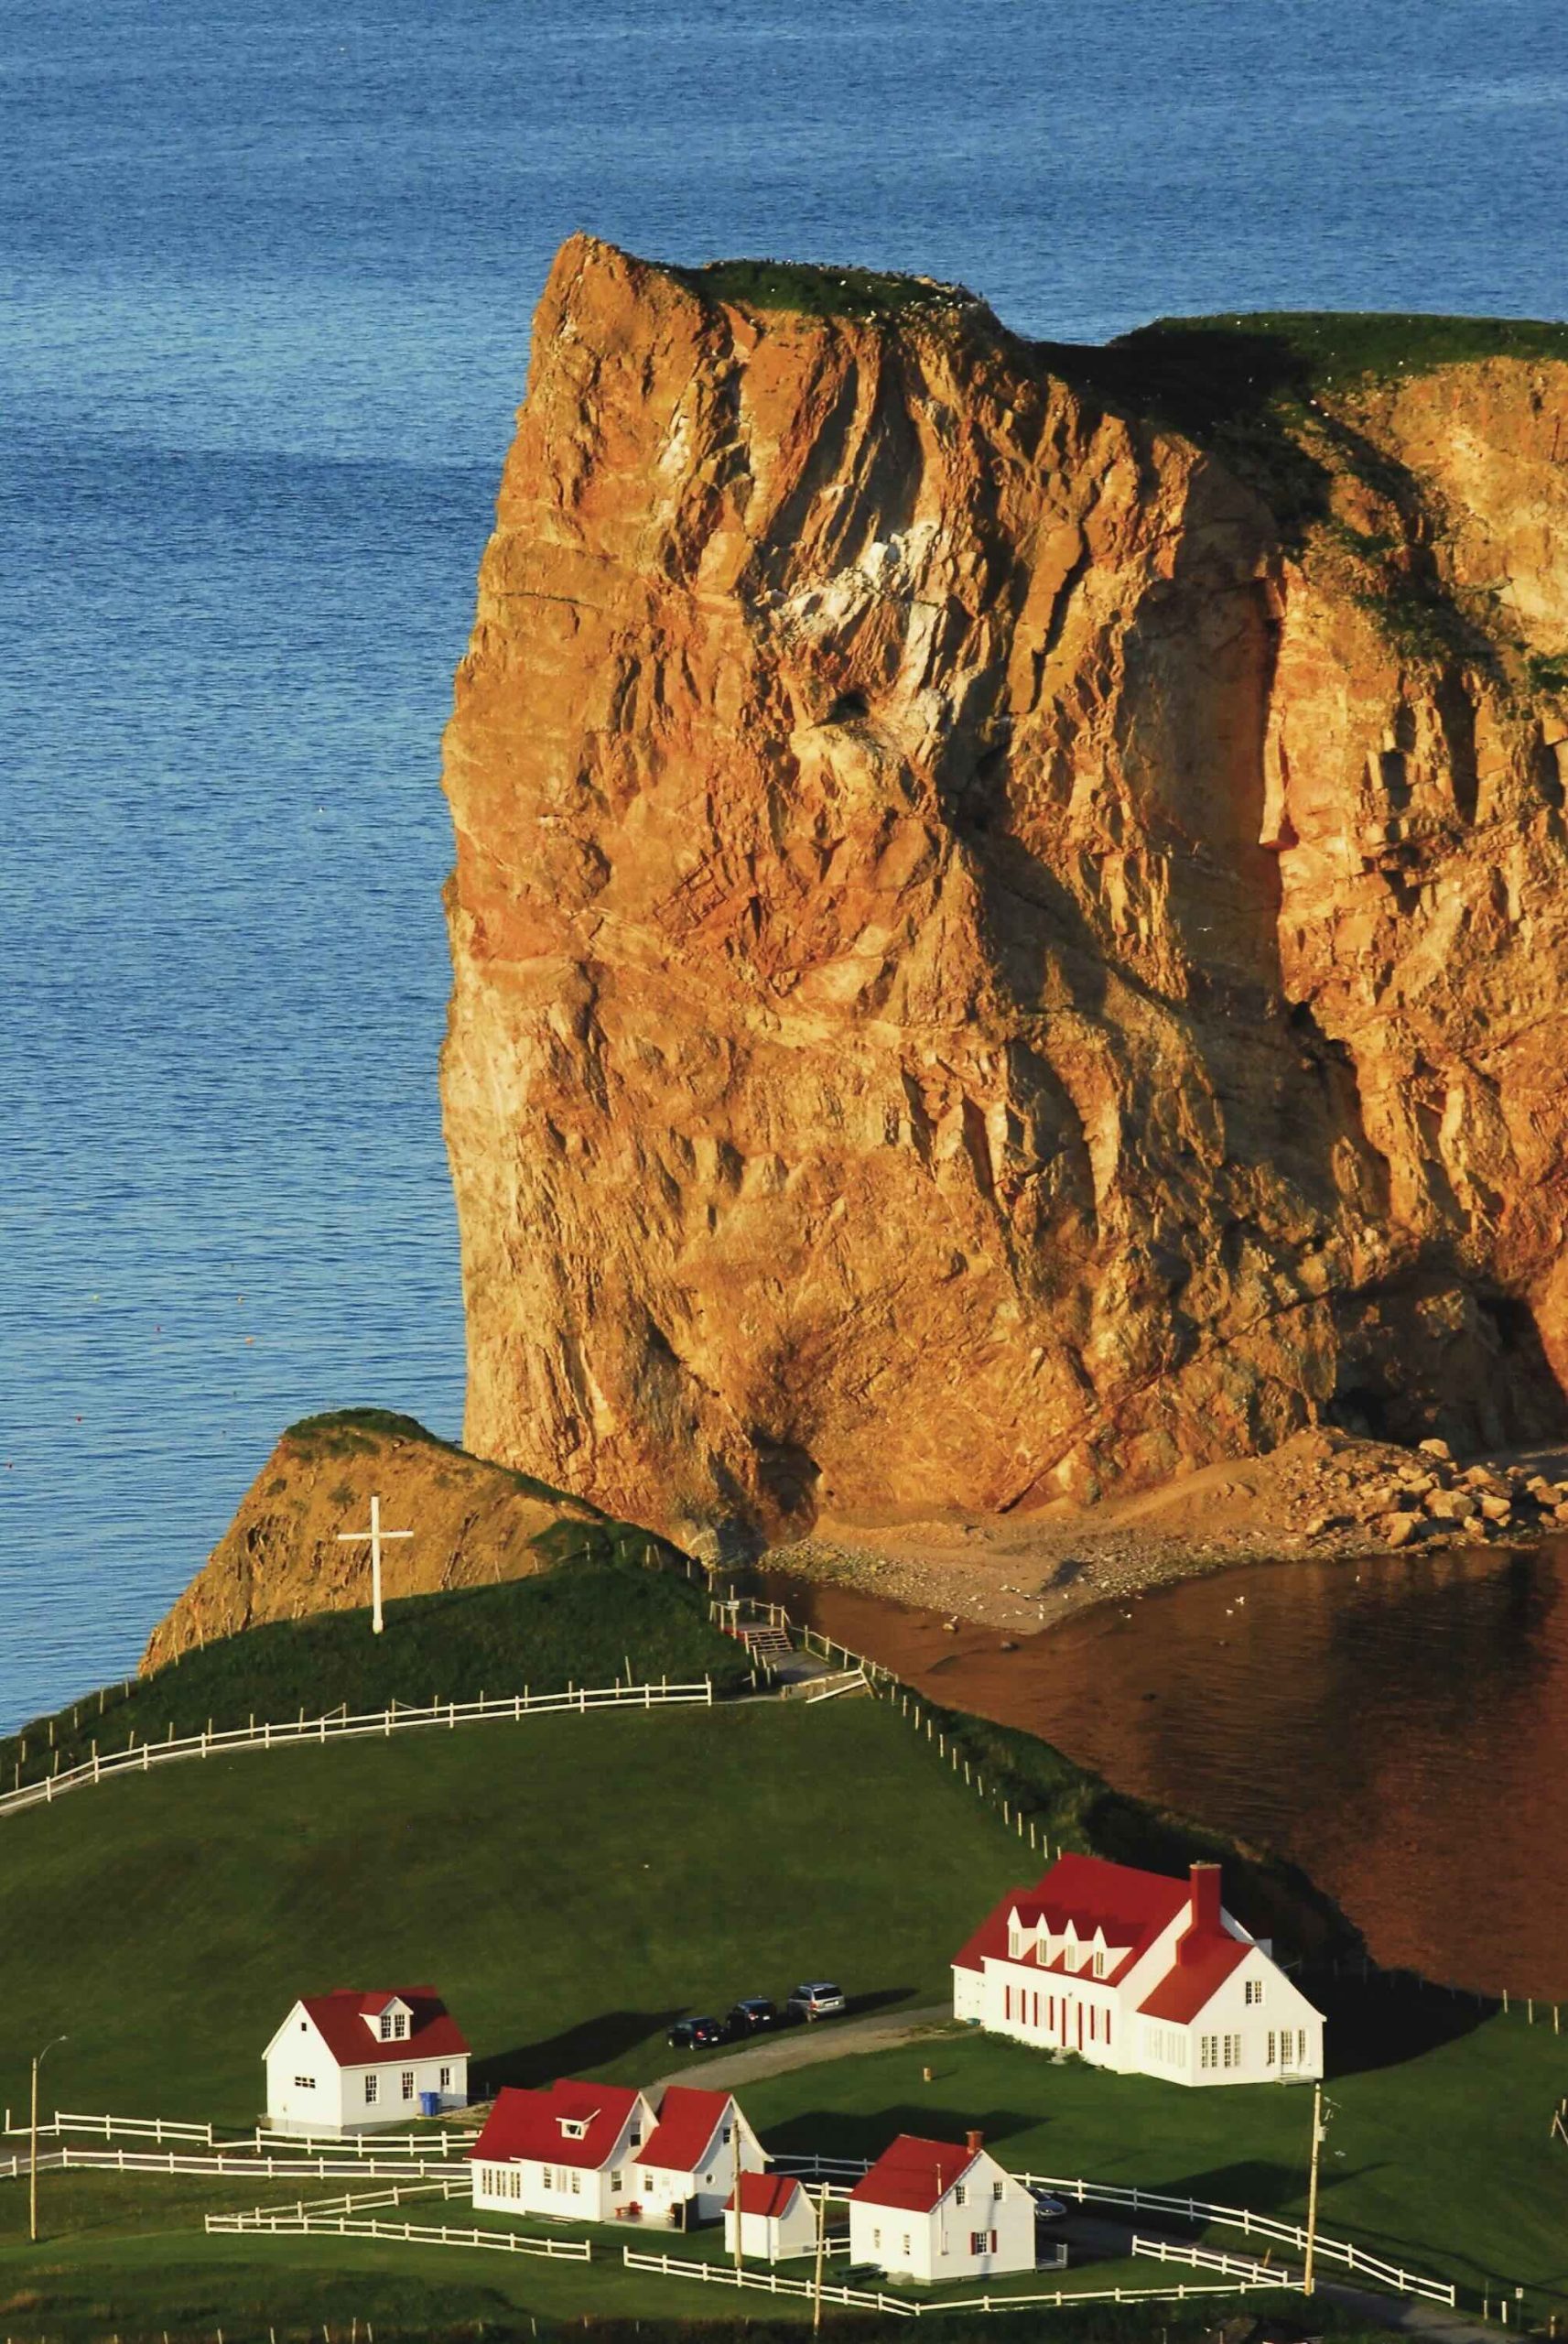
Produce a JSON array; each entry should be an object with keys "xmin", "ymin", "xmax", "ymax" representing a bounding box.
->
[
  {"xmin": 0, "ymin": 1698, "xmax": 1029, "ymax": 2122},
  {"xmin": 742, "ymin": 2023, "xmax": 1568, "ymax": 2307},
  {"xmin": 2, "ymin": 1692, "xmax": 1565, "ymax": 2336}
]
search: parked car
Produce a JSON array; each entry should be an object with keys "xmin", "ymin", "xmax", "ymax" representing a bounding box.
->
[
  {"xmin": 785, "ymin": 1980, "xmax": 847, "ymax": 2021},
  {"xmin": 1032, "ymin": 2191, "xmax": 1068, "ymax": 2221},
  {"xmin": 726, "ymin": 1997, "xmax": 779, "ymax": 2035},
  {"xmin": 666, "ymin": 2014, "xmax": 726, "ymax": 2049}
]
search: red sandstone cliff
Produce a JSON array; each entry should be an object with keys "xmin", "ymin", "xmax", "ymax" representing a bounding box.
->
[{"xmin": 440, "ymin": 239, "xmax": 1568, "ymax": 1550}]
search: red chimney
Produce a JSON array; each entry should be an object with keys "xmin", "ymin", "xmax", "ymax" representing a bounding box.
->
[
  {"xmin": 965, "ymin": 2129, "xmax": 984, "ymax": 2154},
  {"xmin": 1189, "ymin": 1862, "xmax": 1222, "ymax": 1935}
]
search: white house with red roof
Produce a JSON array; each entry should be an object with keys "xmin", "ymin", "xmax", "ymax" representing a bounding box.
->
[
  {"xmin": 627, "ymin": 2086, "xmax": 765, "ymax": 2224},
  {"xmin": 725, "ymin": 2170, "xmax": 818, "ymax": 2262},
  {"xmin": 953, "ymin": 1854, "xmax": 1324, "ymax": 2087},
  {"xmin": 849, "ymin": 2132, "xmax": 1036, "ymax": 2284},
  {"xmin": 264, "ymin": 1989, "xmax": 470, "ymax": 2133},
  {"xmin": 470, "ymin": 2080, "xmax": 657, "ymax": 2221}
]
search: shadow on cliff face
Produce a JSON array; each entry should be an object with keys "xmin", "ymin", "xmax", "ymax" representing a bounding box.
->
[
  {"xmin": 1025, "ymin": 324, "xmax": 1334, "ymax": 550},
  {"xmin": 1328, "ymin": 1274, "xmax": 1568, "ymax": 1452}
]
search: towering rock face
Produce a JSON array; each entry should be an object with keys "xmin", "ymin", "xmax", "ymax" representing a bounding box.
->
[{"xmin": 440, "ymin": 238, "xmax": 1568, "ymax": 1548}]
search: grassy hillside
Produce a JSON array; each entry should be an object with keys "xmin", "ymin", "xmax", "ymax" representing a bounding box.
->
[
  {"xmin": 0, "ymin": 1687, "xmax": 1560, "ymax": 2335},
  {"xmin": 2, "ymin": 1564, "xmax": 750, "ymax": 1796},
  {"xmin": 0, "ymin": 1699, "xmax": 1031, "ymax": 2122},
  {"xmin": 899, "ymin": 1694, "xmax": 1349, "ymax": 1959},
  {"xmin": 742, "ymin": 2017, "xmax": 1568, "ymax": 2310}
]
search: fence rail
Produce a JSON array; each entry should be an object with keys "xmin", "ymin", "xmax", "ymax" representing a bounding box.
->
[
  {"xmin": 253, "ymin": 2123, "xmax": 480, "ymax": 2155},
  {"xmin": 1017, "ymin": 2172, "xmax": 1456, "ymax": 2307},
  {"xmin": 44, "ymin": 2111, "xmax": 215, "ymax": 2145},
  {"xmin": 1131, "ymin": 2234, "xmax": 1303, "ymax": 2288},
  {"xmin": 0, "ymin": 2144, "xmax": 468, "ymax": 2184},
  {"xmin": 207, "ymin": 2209, "xmax": 591, "ymax": 2261},
  {"xmin": 622, "ymin": 2245, "xmax": 1304, "ymax": 2318},
  {"xmin": 218, "ymin": 2176, "xmax": 469, "ymax": 2225},
  {"xmin": 0, "ymin": 1678, "xmax": 716, "ymax": 1818},
  {"xmin": 622, "ymin": 2244, "xmax": 917, "ymax": 2316},
  {"xmin": 770, "ymin": 2154, "xmax": 872, "ymax": 2180}
]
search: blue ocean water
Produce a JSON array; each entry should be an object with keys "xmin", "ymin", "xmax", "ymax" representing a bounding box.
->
[{"xmin": 4, "ymin": 0, "xmax": 1565, "ymax": 1730}]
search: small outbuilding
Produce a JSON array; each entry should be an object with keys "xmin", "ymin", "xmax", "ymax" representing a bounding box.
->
[
  {"xmin": 632, "ymin": 2086, "xmax": 765, "ymax": 2225},
  {"xmin": 724, "ymin": 2169, "xmax": 818, "ymax": 2261},
  {"xmin": 848, "ymin": 2132, "xmax": 1036, "ymax": 2284},
  {"xmin": 264, "ymin": 1988, "xmax": 469, "ymax": 2134},
  {"xmin": 471, "ymin": 2079, "xmax": 657, "ymax": 2220}
]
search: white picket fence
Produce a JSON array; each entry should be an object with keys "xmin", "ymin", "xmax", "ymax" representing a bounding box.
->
[
  {"xmin": 20, "ymin": 2110, "xmax": 216, "ymax": 2145},
  {"xmin": 771, "ymin": 2153, "xmax": 872, "ymax": 2180},
  {"xmin": 623, "ymin": 2245, "xmax": 917, "ymax": 2316},
  {"xmin": 217, "ymin": 2176, "xmax": 470, "ymax": 2225},
  {"xmin": 622, "ymin": 2245, "xmax": 1302, "ymax": 2317},
  {"xmin": 1131, "ymin": 2234, "xmax": 1304, "ymax": 2289},
  {"xmin": 208, "ymin": 2208, "xmax": 591, "ymax": 2261},
  {"xmin": 1017, "ymin": 2170, "xmax": 1456, "ymax": 2307},
  {"xmin": 0, "ymin": 2144, "xmax": 467, "ymax": 2183},
  {"xmin": 0, "ymin": 1677, "xmax": 715, "ymax": 1818},
  {"xmin": 252, "ymin": 2123, "xmax": 480, "ymax": 2156}
]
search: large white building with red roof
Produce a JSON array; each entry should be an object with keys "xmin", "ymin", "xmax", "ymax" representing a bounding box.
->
[
  {"xmin": 953, "ymin": 1854, "xmax": 1324, "ymax": 2087},
  {"xmin": 264, "ymin": 1989, "xmax": 470, "ymax": 2133},
  {"xmin": 848, "ymin": 2132, "xmax": 1037, "ymax": 2284}
]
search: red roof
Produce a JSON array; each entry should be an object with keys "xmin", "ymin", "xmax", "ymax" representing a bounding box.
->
[
  {"xmin": 298, "ymin": 1988, "xmax": 469, "ymax": 2068},
  {"xmin": 640, "ymin": 2086, "xmax": 731, "ymax": 2175},
  {"xmin": 470, "ymin": 2080, "xmax": 647, "ymax": 2172},
  {"xmin": 728, "ymin": 2171, "xmax": 805, "ymax": 2219},
  {"xmin": 953, "ymin": 1854, "xmax": 1193, "ymax": 1986},
  {"xmin": 1139, "ymin": 1934, "xmax": 1249, "ymax": 2023},
  {"xmin": 849, "ymin": 2134, "xmax": 979, "ymax": 2215}
]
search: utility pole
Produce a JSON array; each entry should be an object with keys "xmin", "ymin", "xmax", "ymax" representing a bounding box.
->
[
  {"xmin": 812, "ymin": 2180, "xmax": 828, "ymax": 2330},
  {"xmin": 336, "ymin": 1495, "xmax": 411, "ymax": 1634},
  {"xmin": 1303, "ymin": 2082, "xmax": 1327, "ymax": 2295},
  {"xmin": 731, "ymin": 2105, "xmax": 743, "ymax": 2280},
  {"xmin": 29, "ymin": 2035, "xmax": 67, "ymax": 2243}
]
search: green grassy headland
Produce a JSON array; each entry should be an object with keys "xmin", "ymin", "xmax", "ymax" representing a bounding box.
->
[
  {"xmin": 1, "ymin": 1687, "xmax": 1565, "ymax": 2341},
  {"xmin": 1, "ymin": 1565, "xmax": 751, "ymax": 1796}
]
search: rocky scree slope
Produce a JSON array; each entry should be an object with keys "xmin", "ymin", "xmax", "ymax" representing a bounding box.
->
[{"xmin": 440, "ymin": 239, "xmax": 1568, "ymax": 1552}]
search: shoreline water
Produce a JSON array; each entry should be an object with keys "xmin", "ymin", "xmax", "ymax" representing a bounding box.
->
[{"xmin": 749, "ymin": 1535, "xmax": 1568, "ymax": 2003}]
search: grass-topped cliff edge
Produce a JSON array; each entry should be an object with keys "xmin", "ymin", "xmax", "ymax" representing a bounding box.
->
[{"xmin": 138, "ymin": 1408, "xmax": 687, "ymax": 1676}]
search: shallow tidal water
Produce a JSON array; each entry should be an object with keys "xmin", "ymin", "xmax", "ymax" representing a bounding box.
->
[
  {"xmin": 761, "ymin": 1539, "xmax": 1568, "ymax": 2001},
  {"xmin": 5, "ymin": 0, "xmax": 1568, "ymax": 1727}
]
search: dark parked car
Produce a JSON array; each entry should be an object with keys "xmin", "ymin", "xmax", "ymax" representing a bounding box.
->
[
  {"xmin": 785, "ymin": 1980, "xmax": 847, "ymax": 2021},
  {"xmin": 666, "ymin": 2014, "xmax": 726, "ymax": 2049},
  {"xmin": 726, "ymin": 1997, "xmax": 779, "ymax": 2035},
  {"xmin": 1032, "ymin": 2191, "xmax": 1067, "ymax": 2221}
]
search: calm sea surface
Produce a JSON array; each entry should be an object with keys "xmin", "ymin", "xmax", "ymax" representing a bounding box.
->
[{"xmin": 4, "ymin": 1, "xmax": 1566, "ymax": 1736}]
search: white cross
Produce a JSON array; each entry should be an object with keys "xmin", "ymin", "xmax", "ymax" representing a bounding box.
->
[{"xmin": 336, "ymin": 1494, "xmax": 411, "ymax": 1635}]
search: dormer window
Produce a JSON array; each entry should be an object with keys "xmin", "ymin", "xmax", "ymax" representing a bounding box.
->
[
  {"xmin": 395, "ymin": 2013, "xmax": 407, "ymax": 2039},
  {"xmin": 379, "ymin": 2013, "xmax": 393, "ymax": 2040},
  {"xmin": 558, "ymin": 2116, "xmax": 590, "ymax": 2141},
  {"xmin": 1092, "ymin": 1949, "xmax": 1107, "ymax": 1978}
]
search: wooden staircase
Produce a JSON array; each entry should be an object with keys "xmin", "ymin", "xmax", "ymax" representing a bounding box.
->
[{"xmin": 737, "ymin": 1623, "xmax": 794, "ymax": 1667}]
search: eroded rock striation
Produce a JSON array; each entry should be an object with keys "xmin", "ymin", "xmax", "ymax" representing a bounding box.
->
[{"xmin": 441, "ymin": 240, "xmax": 1568, "ymax": 1549}]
